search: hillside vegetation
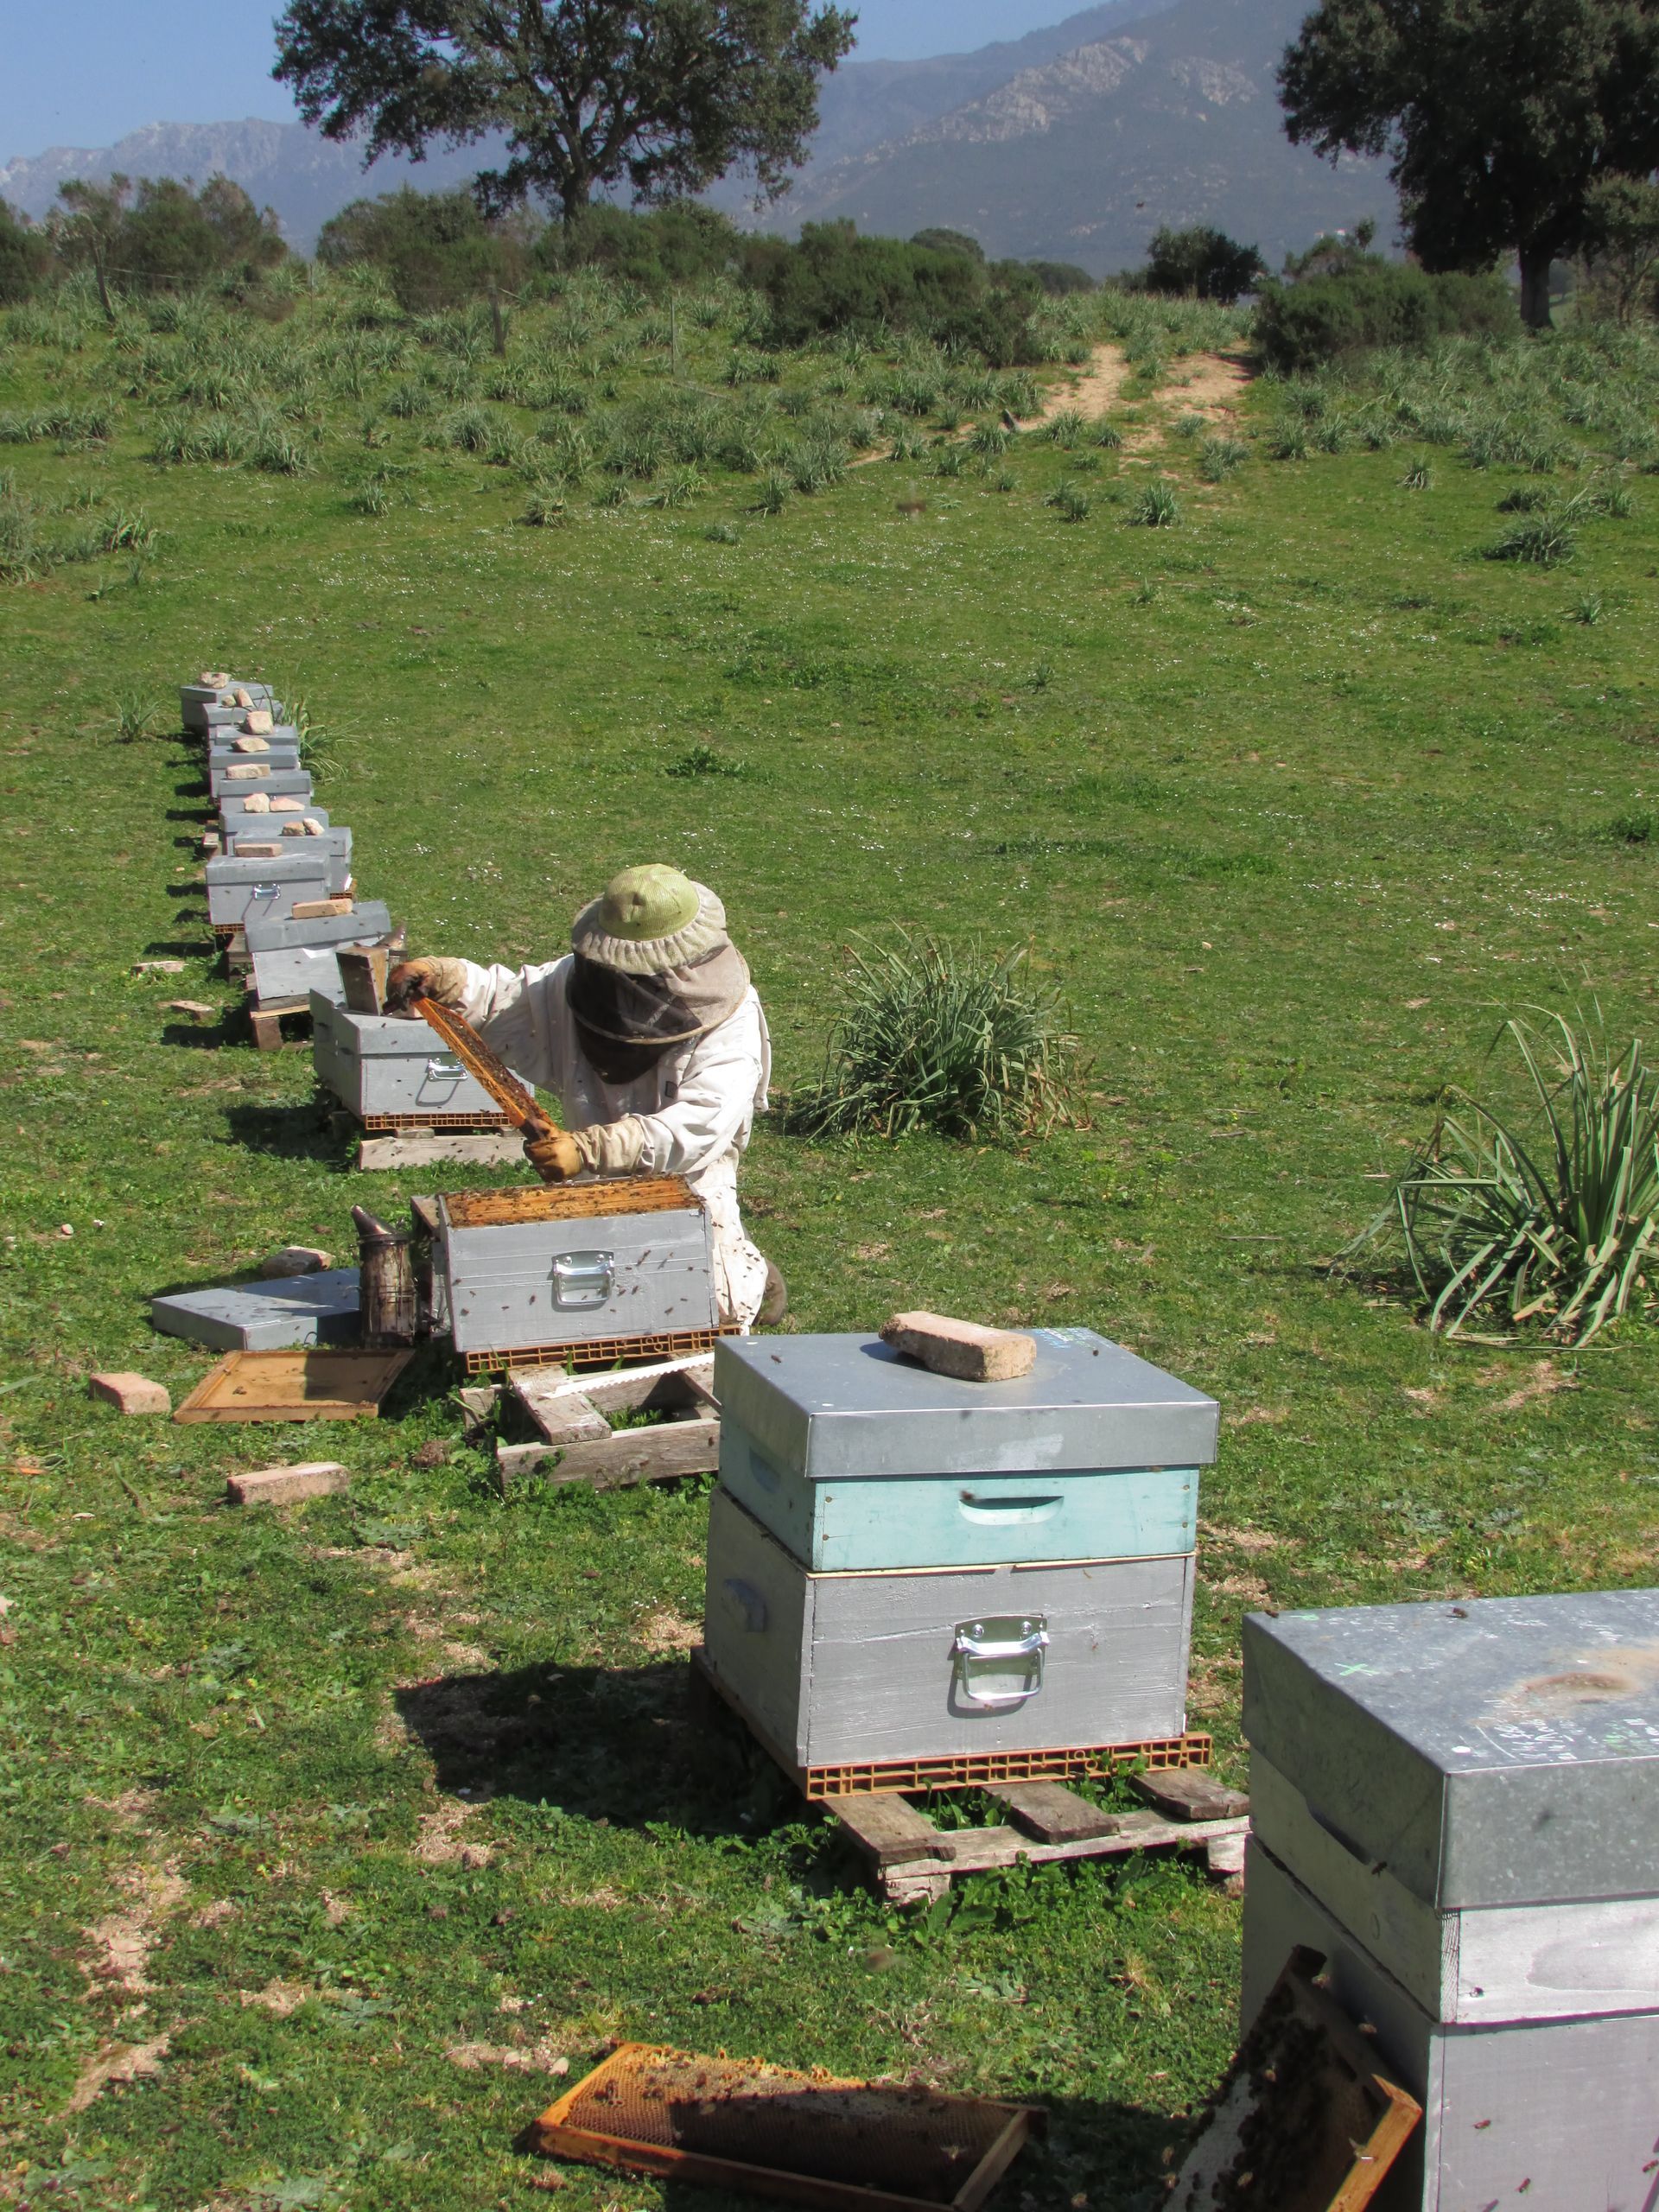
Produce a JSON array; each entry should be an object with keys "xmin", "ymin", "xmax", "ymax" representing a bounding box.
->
[{"xmin": 1, "ymin": 259, "xmax": 1657, "ymax": 2212}]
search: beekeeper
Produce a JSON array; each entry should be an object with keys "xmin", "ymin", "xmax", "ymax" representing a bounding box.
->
[{"xmin": 388, "ymin": 865, "xmax": 781, "ymax": 1329}]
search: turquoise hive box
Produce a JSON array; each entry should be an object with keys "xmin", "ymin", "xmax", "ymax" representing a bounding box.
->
[{"xmin": 712, "ymin": 1326, "xmax": 1217, "ymax": 1573}]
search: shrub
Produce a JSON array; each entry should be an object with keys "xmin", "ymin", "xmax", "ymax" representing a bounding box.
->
[
  {"xmin": 1606, "ymin": 809, "xmax": 1654, "ymax": 844},
  {"xmin": 1344, "ymin": 1010, "xmax": 1659, "ymax": 1345},
  {"xmin": 1255, "ymin": 259, "xmax": 1521, "ymax": 373},
  {"xmin": 1045, "ymin": 479, "xmax": 1090, "ymax": 521},
  {"xmin": 0, "ymin": 200, "xmax": 50, "ymax": 304},
  {"xmin": 1400, "ymin": 458, "xmax": 1433, "ymax": 490},
  {"xmin": 113, "ymin": 686, "xmax": 166, "ymax": 741},
  {"xmin": 744, "ymin": 221, "xmax": 1041, "ymax": 362},
  {"xmin": 1142, "ymin": 225, "xmax": 1265, "ymax": 304},
  {"xmin": 703, "ymin": 521, "xmax": 740, "ymax": 544},
  {"xmin": 50, "ymin": 175, "xmax": 287, "ymax": 295},
  {"xmin": 1129, "ymin": 478, "xmax": 1181, "ymax": 526},
  {"xmin": 1045, "ymin": 410, "xmax": 1084, "ymax": 447},
  {"xmin": 785, "ymin": 935, "xmax": 1079, "ymax": 1141},
  {"xmin": 969, "ymin": 422, "xmax": 1009, "ymax": 458},
  {"xmin": 317, "ymin": 187, "xmax": 531, "ymax": 310}
]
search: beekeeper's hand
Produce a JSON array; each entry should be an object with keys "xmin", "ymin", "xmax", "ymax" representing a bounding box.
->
[
  {"xmin": 386, "ymin": 957, "xmax": 470, "ymax": 1010},
  {"xmin": 524, "ymin": 1128, "xmax": 583, "ymax": 1180}
]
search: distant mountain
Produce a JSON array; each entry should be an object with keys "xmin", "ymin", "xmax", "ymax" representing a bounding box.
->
[
  {"xmin": 0, "ymin": 0, "xmax": 1394, "ymax": 270},
  {"xmin": 0, "ymin": 119, "xmax": 500, "ymax": 253},
  {"xmin": 754, "ymin": 0, "xmax": 1397, "ymax": 274}
]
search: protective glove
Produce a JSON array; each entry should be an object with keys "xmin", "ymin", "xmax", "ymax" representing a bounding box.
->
[
  {"xmin": 524, "ymin": 1128, "xmax": 582, "ymax": 1181},
  {"xmin": 573, "ymin": 1116, "xmax": 649, "ymax": 1178},
  {"xmin": 385, "ymin": 957, "xmax": 471, "ymax": 1011}
]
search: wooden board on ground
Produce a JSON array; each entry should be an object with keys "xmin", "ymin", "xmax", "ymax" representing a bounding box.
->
[
  {"xmin": 1130, "ymin": 1767, "xmax": 1250, "ymax": 1822},
  {"xmin": 496, "ymin": 1414, "xmax": 721, "ymax": 1494},
  {"xmin": 827, "ymin": 1785, "xmax": 1252, "ymax": 1905},
  {"xmin": 987, "ymin": 1779, "xmax": 1122, "ymax": 1844},
  {"xmin": 509, "ymin": 1366, "xmax": 610, "ymax": 1445},
  {"xmin": 1167, "ymin": 1945, "xmax": 1421, "ymax": 2212},
  {"xmin": 175, "ymin": 1347, "xmax": 414, "ymax": 1423}
]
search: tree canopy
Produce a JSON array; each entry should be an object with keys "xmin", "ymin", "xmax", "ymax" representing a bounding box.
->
[
  {"xmin": 1279, "ymin": 0, "xmax": 1659, "ymax": 327},
  {"xmin": 50, "ymin": 176, "xmax": 286, "ymax": 295},
  {"xmin": 272, "ymin": 0, "xmax": 856, "ymax": 225},
  {"xmin": 1142, "ymin": 224, "xmax": 1264, "ymax": 304}
]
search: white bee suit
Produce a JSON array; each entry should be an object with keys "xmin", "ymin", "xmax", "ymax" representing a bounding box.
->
[{"xmin": 452, "ymin": 954, "xmax": 772, "ymax": 1328}]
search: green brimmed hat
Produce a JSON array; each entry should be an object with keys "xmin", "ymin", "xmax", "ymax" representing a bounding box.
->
[{"xmin": 570, "ymin": 865, "xmax": 730, "ymax": 976}]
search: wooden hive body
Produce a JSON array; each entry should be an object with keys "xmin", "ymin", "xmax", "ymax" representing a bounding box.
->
[
  {"xmin": 435, "ymin": 1177, "xmax": 718, "ymax": 1358},
  {"xmin": 702, "ymin": 1486, "xmax": 1193, "ymax": 1770}
]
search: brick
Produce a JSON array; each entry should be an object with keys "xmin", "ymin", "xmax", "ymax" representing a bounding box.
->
[
  {"xmin": 226, "ymin": 1461, "xmax": 349, "ymax": 1507},
  {"xmin": 88, "ymin": 1371, "xmax": 171, "ymax": 1416},
  {"xmin": 302, "ymin": 817, "xmax": 324, "ymax": 836},
  {"xmin": 200, "ymin": 669, "xmax": 232, "ymax": 688},
  {"xmin": 259, "ymin": 1245, "xmax": 334, "ymax": 1278},
  {"xmin": 880, "ymin": 1310, "xmax": 1037, "ymax": 1383},
  {"xmin": 242, "ymin": 791, "xmax": 273, "ymax": 814},
  {"xmin": 132, "ymin": 958, "xmax": 185, "ymax": 976},
  {"xmin": 166, "ymin": 1000, "xmax": 216, "ymax": 1020},
  {"xmin": 233, "ymin": 841, "xmax": 282, "ymax": 858},
  {"xmin": 224, "ymin": 763, "xmax": 264, "ymax": 781},
  {"xmin": 232, "ymin": 686, "xmax": 254, "ymax": 708},
  {"xmin": 240, "ymin": 708, "xmax": 275, "ymax": 736},
  {"xmin": 290, "ymin": 897, "xmax": 352, "ymax": 920},
  {"xmin": 233, "ymin": 734, "xmax": 270, "ymax": 754}
]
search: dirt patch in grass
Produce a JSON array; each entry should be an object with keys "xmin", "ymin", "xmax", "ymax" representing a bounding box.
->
[
  {"xmin": 62, "ymin": 2033, "xmax": 169, "ymax": 2116},
  {"xmin": 413, "ymin": 1801, "xmax": 492, "ymax": 1867},
  {"xmin": 446, "ymin": 2038, "xmax": 570, "ymax": 2075},
  {"xmin": 1163, "ymin": 350, "xmax": 1254, "ymax": 422},
  {"xmin": 241, "ymin": 1980, "xmax": 308, "ymax": 2015},
  {"xmin": 83, "ymin": 1859, "xmax": 186, "ymax": 1995},
  {"xmin": 633, "ymin": 1605, "xmax": 700, "ymax": 1656},
  {"xmin": 1482, "ymin": 1358, "xmax": 1580, "ymax": 1414},
  {"xmin": 1036, "ymin": 344, "xmax": 1134, "ymax": 423}
]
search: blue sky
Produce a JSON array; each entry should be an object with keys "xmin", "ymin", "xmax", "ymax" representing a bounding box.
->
[{"xmin": 1, "ymin": 2, "xmax": 1079, "ymax": 165}]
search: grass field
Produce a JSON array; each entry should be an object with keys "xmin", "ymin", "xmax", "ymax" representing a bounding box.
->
[{"xmin": 2, "ymin": 274, "xmax": 1657, "ymax": 2211}]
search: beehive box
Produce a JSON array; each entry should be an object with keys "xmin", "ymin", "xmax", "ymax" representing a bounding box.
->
[
  {"xmin": 206, "ymin": 851, "xmax": 337, "ymax": 927},
  {"xmin": 209, "ymin": 764, "xmax": 314, "ymax": 804},
  {"xmin": 435, "ymin": 1177, "xmax": 719, "ymax": 1363},
  {"xmin": 250, "ymin": 942, "xmax": 354, "ymax": 1010},
  {"xmin": 1241, "ymin": 1591, "xmax": 1659, "ymax": 2211},
  {"xmin": 181, "ymin": 681, "xmax": 281, "ymax": 733},
  {"xmin": 702, "ymin": 1486, "xmax": 1194, "ymax": 1771},
  {"xmin": 715, "ymin": 1329, "xmax": 1214, "ymax": 1572},
  {"xmin": 309, "ymin": 995, "xmax": 506, "ymax": 1122},
  {"xmin": 207, "ymin": 738, "xmax": 302, "ymax": 772},
  {"xmin": 228, "ymin": 825, "xmax": 352, "ymax": 879},
  {"xmin": 244, "ymin": 899, "xmax": 391, "ymax": 958},
  {"xmin": 219, "ymin": 800, "xmax": 331, "ymax": 845}
]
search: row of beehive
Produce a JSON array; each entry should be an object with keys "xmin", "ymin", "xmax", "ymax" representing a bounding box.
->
[
  {"xmin": 187, "ymin": 670, "xmax": 504, "ymax": 1128},
  {"xmin": 189, "ymin": 673, "xmax": 391, "ymax": 1015},
  {"xmin": 699, "ymin": 1328, "xmax": 1219, "ymax": 1782}
]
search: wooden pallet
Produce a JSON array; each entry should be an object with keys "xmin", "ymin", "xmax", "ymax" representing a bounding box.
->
[
  {"xmin": 689, "ymin": 1645, "xmax": 1217, "ymax": 1803},
  {"xmin": 828, "ymin": 1773, "xmax": 1250, "ymax": 1905},
  {"xmin": 495, "ymin": 1355, "xmax": 721, "ymax": 1492}
]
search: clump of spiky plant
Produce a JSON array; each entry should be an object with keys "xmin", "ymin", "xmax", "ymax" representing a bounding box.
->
[
  {"xmin": 1343, "ymin": 1008, "xmax": 1659, "ymax": 1345},
  {"xmin": 1129, "ymin": 477, "xmax": 1181, "ymax": 526},
  {"xmin": 785, "ymin": 935, "xmax": 1080, "ymax": 1141}
]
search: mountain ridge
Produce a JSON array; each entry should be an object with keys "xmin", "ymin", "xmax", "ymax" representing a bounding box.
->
[{"xmin": 1, "ymin": 0, "xmax": 1394, "ymax": 270}]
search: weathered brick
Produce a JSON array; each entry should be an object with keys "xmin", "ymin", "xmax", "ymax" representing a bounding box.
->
[
  {"xmin": 166, "ymin": 1000, "xmax": 217, "ymax": 1020},
  {"xmin": 290, "ymin": 897, "xmax": 352, "ymax": 920},
  {"xmin": 226, "ymin": 1461, "xmax": 349, "ymax": 1507},
  {"xmin": 242, "ymin": 791, "xmax": 273, "ymax": 813},
  {"xmin": 88, "ymin": 1372, "xmax": 171, "ymax": 1416},
  {"xmin": 240, "ymin": 708, "xmax": 275, "ymax": 736},
  {"xmin": 132, "ymin": 958, "xmax": 185, "ymax": 976},
  {"xmin": 880, "ymin": 1310, "xmax": 1037, "ymax": 1383},
  {"xmin": 258, "ymin": 1245, "xmax": 334, "ymax": 1278}
]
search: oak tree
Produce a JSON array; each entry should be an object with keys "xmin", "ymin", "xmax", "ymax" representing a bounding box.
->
[
  {"xmin": 1279, "ymin": 0, "xmax": 1659, "ymax": 327},
  {"xmin": 273, "ymin": 0, "xmax": 856, "ymax": 225}
]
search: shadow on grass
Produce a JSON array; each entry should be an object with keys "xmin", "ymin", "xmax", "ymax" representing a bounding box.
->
[
  {"xmin": 142, "ymin": 938, "xmax": 213, "ymax": 958},
  {"xmin": 395, "ymin": 1657, "xmax": 785, "ymax": 1838},
  {"xmin": 161, "ymin": 1018, "xmax": 240, "ymax": 1049},
  {"xmin": 224, "ymin": 1096, "xmax": 356, "ymax": 1161}
]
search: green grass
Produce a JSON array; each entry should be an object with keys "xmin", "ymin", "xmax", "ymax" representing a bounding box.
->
[{"xmin": 2, "ymin": 281, "xmax": 1658, "ymax": 2211}]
